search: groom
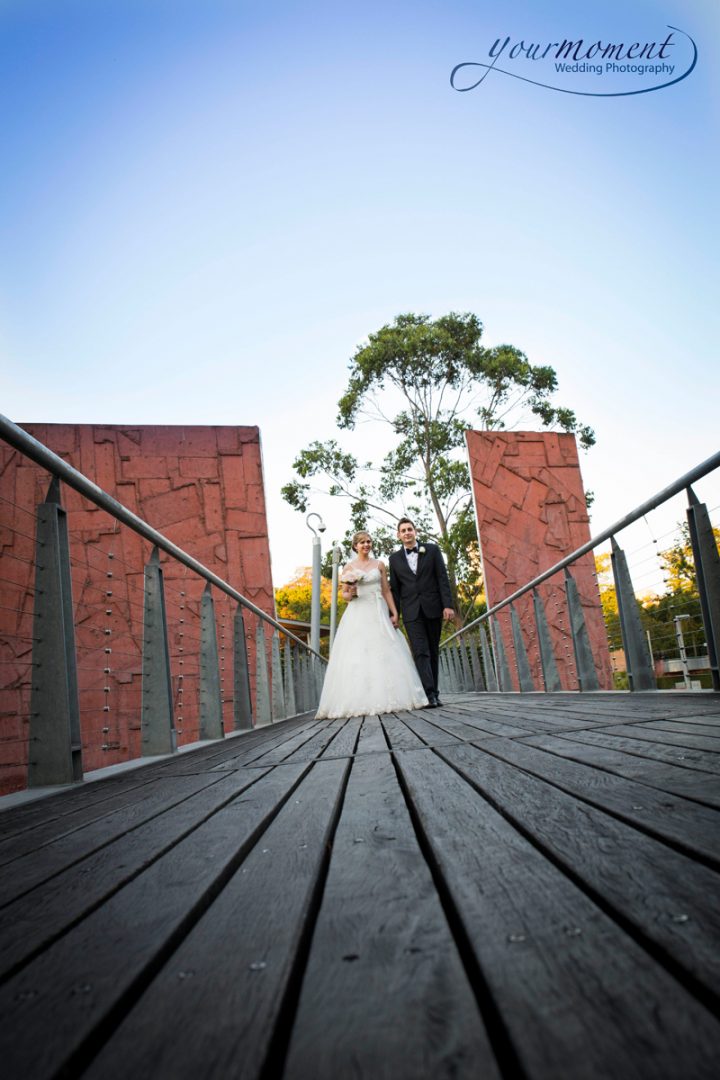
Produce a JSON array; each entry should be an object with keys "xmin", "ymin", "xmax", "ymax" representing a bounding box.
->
[{"xmin": 389, "ymin": 518, "xmax": 454, "ymax": 708}]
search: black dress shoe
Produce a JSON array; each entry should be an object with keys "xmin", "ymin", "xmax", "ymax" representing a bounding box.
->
[
  {"xmin": 427, "ymin": 693, "xmax": 441, "ymax": 708},
  {"xmin": 434, "ymin": 696, "xmax": 443, "ymax": 707}
]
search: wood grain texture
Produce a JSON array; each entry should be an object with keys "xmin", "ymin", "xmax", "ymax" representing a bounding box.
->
[
  {"xmin": 283, "ymin": 752, "xmax": 500, "ymax": 1080},
  {"xmin": 1, "ymin": 690, "xmax": 718, "ymax": 1078},
  {"xmin": 354, "ymin": 716, "xmax": 389, "ymax": 755},
  {"xmin": 0, "ymin": 768, "xmax": 271, "ymax": 979},
  {"xmin": 396, "ymin": 747, "xmax": 720, "ymax": 1080},
  {"xmin": 0, "ymin": 762, "xmax": 309, "ymax": 1079},
  {"xmin": 318, "ymin": 716, "xmax": 362, "ymax": 758},
  {"xmin": 472, "ymin": 735, "xmax": 720, "ymax": 867},
  {"xmin": 0, "ymin": 774, "xmax": 226, "ymax": 905},
  {"xmin": 83, "ymin": 759, "xmax": 348, "ymax": 1080},
  {"xmin": 522, "ymin": 732, "xmax": 720, "ymax": 808},
  {"xmin": 436, "ymin": 742, "xmax": 720, "ymax": 1003},
  {"xmin": 380, "ymin": 714, "xmax": 427, "ymax": 751}
]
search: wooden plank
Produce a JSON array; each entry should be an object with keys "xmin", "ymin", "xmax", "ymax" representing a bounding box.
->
[
  {"xmin": 435, "ymin": 742, "xmax": 720, "ymax": 1003},
  {"xmin": 282, "ymin": 752, "xmax": 501, "ymax": 1080},
  {"xmin": 395, "ymin": 747, "xmax": 720, "ymax": 1080},
  {"xmin": 523, "ymin": 732, "xmax": 720, "ymax": 809},
  {"xmin": 651, "ymin": 721, "xmax": 720, "ymax": 738},
  {"xmin": 205, "ymin": 719, "xmax": 321, "ymax": 770},
  {"xmin": 81, "ymin": 759, "xmax": 349, "ymax": 1080},
  {"xmin": 468, "ymin": 736, "xmax": 720, "ymax": 868},
  {"xmin": 280, "ymin": 719, "xmax": 348, "ymax": 763},
  {"xmin": 596, "ymin": 723, "xmax": 720, "ymax": 753},
  {"xmin": 354, "ymin": 716, "xmax": 389, "ymax": 755},
  {"xmin": 166, "ymin": 719, "xmax": 316, "ymax": 773},
  {"xmin": 0, "ymin": 767, "xmax": 271, "ymax": 979},
  {"xmin": 380, "ymin": 715, "xmax": 426, "ymax": 751},
  {"xmin": 0, "ymin": 761, "xmax": 310, "ymax": 1079},
  {"xmin": 420, "ymin": 709, "xmax": 512, "ymax": 742},
  {"xmin": 237, "ymin": 721, "xmax": 325, "ymax": 767},
  {"xmin": 318, "ymin": 716, "xmax": 362, "ymax": 758},
  {"xmin": 0, "ymin": 776, "xmax": 158, "ymax": 848},
  {"xmin": 439, "ymin": 705, "xmax": 538, "ymax": 737},
  {"xmin": 399, "ymin": 711, "xmax": 465, "ymax": 747},
  {"xmin": 558, "ymin": 729, "xmax": 720, "ymax": 776},
  {"xmin": 0, "ymin": 773, "xmax": 229, "ymax": 906}
]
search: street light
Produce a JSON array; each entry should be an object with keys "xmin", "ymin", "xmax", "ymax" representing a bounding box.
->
[
  {"xmin": 329, "ymin": 543, "xmax": 342, "ymax": 651},
  {"xmin": 306, "ymin": 512, "xmax": 326, "ymax": 656}
]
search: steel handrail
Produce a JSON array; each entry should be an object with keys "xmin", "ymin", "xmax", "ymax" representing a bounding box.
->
[
  {"xmin": 443, "ymin": 447, "xmax": 720, "ymax": 646},
  {"xmin": 0, "ymin": 413, "xmax": 326, "ymax": 661}
]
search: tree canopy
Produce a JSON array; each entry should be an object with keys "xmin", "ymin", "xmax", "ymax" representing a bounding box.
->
[{"xmin": 283, "ymin": 311, "xmax": 595, "ymax": 623}]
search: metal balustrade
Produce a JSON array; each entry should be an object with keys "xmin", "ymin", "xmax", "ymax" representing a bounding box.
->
[
  {"xmin": 0, "ymin": 415, "xmax": 326, "ymax": 790},
  {"xmin": 440, "ymin": 451, "xmax": 720, "ymax": 696}
]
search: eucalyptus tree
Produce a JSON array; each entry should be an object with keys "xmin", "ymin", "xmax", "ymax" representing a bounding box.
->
[{"xmin": 283, "ymin": 311, "xmax": 594, "ymax": 621}]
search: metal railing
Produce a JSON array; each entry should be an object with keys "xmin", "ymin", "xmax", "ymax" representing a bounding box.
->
[
  {"xmin": 0, "ymin": 415, "xmax": 326, "ymax": 791},
  {"xmin": 440, "ymin": 450, "xmax": 720, "ymax": 696}
]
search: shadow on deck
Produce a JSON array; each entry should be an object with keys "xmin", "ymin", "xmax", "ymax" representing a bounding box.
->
[{"xmin": 1, "ymin": 692, "xmax": 720, "ymax": 1079}]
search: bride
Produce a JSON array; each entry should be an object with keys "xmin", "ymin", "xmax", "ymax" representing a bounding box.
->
[{"xmin": 315, "ymin": 530, "xmax": 429, "ymax": 719}]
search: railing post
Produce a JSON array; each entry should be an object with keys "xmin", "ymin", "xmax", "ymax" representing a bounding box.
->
[
  {"xmin": 510, "ymin": 604, "xmax": 535, "ymax": 692},
  {"xmin": 686, "ymin": 486, "xmax": 720, "ymax": 691},
  {"xmin": 609, "ymin": 539, "xmax": 655, "ymax": 691},
  {"xmin": 199, "ymin": 583, "xmax": 224, "ymax": 739},
  {"xmin": 254, "ymin": 619, "xmax": 272, "ymax": 726},
  {"xmin": 233, "ymin": 607, "xmax": 253, "ymax": 730},
  {"xmin": 284, "ymin": 638, "xmax": 297, "ymax": 716},
  {"xmin": 468, "ymin": 634, "xmax": 486, "ymax": 691},
  {"xmin": 490, "ymin": 617, "xmax": 514, "ymax": 692},
  {"xmin": 294, "ymin": 648, "xmax": 306, "ymax": 714},
  {"xmin": 302, "ymin": 651, "xmax": 313, "ymax": 710},
  {"xmin": 532, "ymin": 589, "xmax": 562, "ymax": 692},
  {"xmin": 438, "ymin": 650, "xmax": 450, "ymax": 694},
  {"xmin": 141, "ymin": 547, "xmax": 176, "ymax": 755},
  {"xmin": 564, "ymin": 569, "xmax": 601, "ymax": 691},
  {"xmin": 271, "ymin": 629, "xmax": 285, "ymax": 720},
  {"xmin": 312, "ymin": 654, "xmax": 323, "ymax": 707},
  {"xmin": 480, "ymin": 624, "xmax": 498, "ymax": 692},
  {"xmin": 447, "ymin": 644, "xmax": 461, "ymax": 691},
  {"xmin": 458, "ymin": 639, "xmax": 474, "ymax": 690},
  {"xmin": 28, "ymin": 477, "xmax": 82, "ymax": 786}
]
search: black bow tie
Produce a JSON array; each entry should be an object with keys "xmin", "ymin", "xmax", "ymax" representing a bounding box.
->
[{"xmin": 406, "ymin": 546, "xmax": 419, "ymax": 554}]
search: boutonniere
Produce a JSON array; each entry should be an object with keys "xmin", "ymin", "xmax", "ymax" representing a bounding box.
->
[{"xmin": 418, "ymin": 545, "xmax": 426, "ymax": 555}]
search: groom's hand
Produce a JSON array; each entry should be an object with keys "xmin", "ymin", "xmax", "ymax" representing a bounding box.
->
[{"xmin": 442, "ymin": 608, "xmax": 455, "ymax": 622}]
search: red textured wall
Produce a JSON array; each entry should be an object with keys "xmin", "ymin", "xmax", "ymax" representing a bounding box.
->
[
  {"xmin": 0, "ymin": 424, "xmax": 274, "ymax": 794},
  {"xmin": 466, "ymin": 430, "xmax": 613, "ymax": 691}
]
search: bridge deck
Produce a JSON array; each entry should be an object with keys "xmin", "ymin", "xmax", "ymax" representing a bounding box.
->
[{"xmin": 1, "ymin": 692, "xmax": 719, "ymax": 1079}]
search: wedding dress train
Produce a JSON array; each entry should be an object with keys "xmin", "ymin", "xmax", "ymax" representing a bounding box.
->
[{"xmin": 315, "ymin": 567, "xmax": 428, "ymax": 719}]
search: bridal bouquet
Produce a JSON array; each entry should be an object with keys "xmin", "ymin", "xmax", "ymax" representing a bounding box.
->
[{"xmin": 340, "ymin": 568, "xmax": 365, "ymax": 598}]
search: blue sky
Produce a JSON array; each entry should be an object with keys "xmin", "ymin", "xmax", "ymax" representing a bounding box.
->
[{"xmin": 1, "ymin": 0, "xmax": 718, "ymax": 589}]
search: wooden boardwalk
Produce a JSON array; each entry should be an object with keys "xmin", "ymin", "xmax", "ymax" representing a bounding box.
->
[{"xmin": 1, "ymin": 692, "xmax": 719, "ymax": 1079}]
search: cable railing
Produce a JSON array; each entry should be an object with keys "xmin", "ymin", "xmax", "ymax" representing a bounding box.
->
[
  {"xmin": 439, "ymin": 451, "xmax": 720, "ymax": 696},
  {"xmin": 0, "ymin": 415, "xmax": 326, "ymax": 793}
]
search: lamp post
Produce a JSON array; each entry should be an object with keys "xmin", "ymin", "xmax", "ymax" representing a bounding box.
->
[
  {"xmin": 306, "ymin": 512, "xmax": 326, "ymax": 656},
  {"xmin": 329, "ymin": 544, "xmax": 342, "ymax": 651}
]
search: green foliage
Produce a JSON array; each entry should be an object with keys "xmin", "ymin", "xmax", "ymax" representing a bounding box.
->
[{"xmin": 283, "ymin": 311, "xmax": 596, "ymax": 624}]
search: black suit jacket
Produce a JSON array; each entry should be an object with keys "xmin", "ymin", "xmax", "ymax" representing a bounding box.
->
[{"xmin": 389, "ymin": 543, "xmax": 453, "ymax": 622}]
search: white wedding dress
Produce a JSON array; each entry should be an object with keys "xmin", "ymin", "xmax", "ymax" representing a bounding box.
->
[{"xmin": 315, "ymin": 566, "xmax": 428, "ymax": 719}]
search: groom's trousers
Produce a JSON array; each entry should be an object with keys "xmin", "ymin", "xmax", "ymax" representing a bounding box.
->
[{"xmin": 404, "ymin": 613, "xmax": 442, "ymax": 696}]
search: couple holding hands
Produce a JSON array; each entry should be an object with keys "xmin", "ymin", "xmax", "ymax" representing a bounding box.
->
[{"xmin": 315, "ymin": 518, "xmax": 454, "ymax": 720}]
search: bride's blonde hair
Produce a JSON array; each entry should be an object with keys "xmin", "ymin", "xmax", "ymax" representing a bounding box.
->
[{"xmin": 351, "ymin": 530, "xmax": 372, "ymax": 552}]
